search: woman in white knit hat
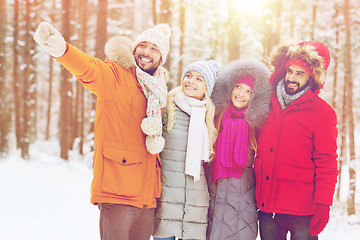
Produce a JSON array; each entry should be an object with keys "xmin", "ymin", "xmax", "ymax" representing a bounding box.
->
[{"xmin": 153, "ymin": 60, "xmax": 221, "ymax": 240}]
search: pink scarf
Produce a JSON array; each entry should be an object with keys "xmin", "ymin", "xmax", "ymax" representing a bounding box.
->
[{"xmin": 215, "ymin": 103, "xmax": 249, "ymax": 169}]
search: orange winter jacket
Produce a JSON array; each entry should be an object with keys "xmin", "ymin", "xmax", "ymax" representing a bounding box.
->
[{"xmin": 56, "ymin": 43, "xmax": 161, "ymax": 208}]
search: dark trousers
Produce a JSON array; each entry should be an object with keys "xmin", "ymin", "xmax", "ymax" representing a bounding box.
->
[
  {"xmin": 99, "ymin": 203, "xmax": 155, "ymax": 240},
  {"xmin": 258, "ymin": 211, "xmax": 318, "ymax": 240}
]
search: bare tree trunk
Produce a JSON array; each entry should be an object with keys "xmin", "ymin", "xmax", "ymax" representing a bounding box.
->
[
  {"xmin": 70, "ymin": 0, "xmax": 81, "ymax": 152},
  {"xmin": 290, "ymin": 3, "xmax": 294, "ymax": 38},
  {"xmin": 95, "ymin": 0, "xmax": 108, "ymax": 61},
  {"xmin": 78, "ymin": 0, "xmax": 88, "ymax": 155},
  {"xmin": 227, "ymin": 0, "xmax": 241, "ymax": 61},
  {"xmin": 274, "ymin": 0, "xmax": 282, "ymax": 43},
  {"xmin": 13, "ymin": 0, "xmax": 21, "ymax": 150},
  {"xmin": 30, "ymin": 0, "xmax": 38, "ymax": 143},
  {"xmin": 333, "ymin": 4, "xmax": 341, "ymax": 201},
  {"xmin": 0, "ymin": 0, "xmax": 10, "ymax": 154},
  {"xmin": 177, "ymin": 0, "xmax": 185, "ymax": 86},
  {"xmin": 20, "ymin": 0, "xmax": 38, "ymax": 160},
  {"xmin": 311, "ymin": 0, "xmax": 318, "ymax": 39},
  {"xmin": 45, "ymin": 56, "xmax": 53, "ymax": 141},
  {"xmin": 45, "ymin": 0, "xmax": 56, "ymax": 141},
  {"xmin": 88, "ymin": 0, "xmax": 108, "ymax": 151},
  {"xmin": 343, "ymin": 0, "xmax": 356, "ymax": 215},
  {"xmin": 332, "ymin": 5, "xmax": 340, "ymax": 111},
  {"xmin": 152, "ymin": 0, "xmax": 157, "ymax": 25},
  {"xmin": 72, "ymin": 0, "xmax": 80, "ymax": 151},
  {"xmin": 127, "ymin": 0, "xmax": 135, "ymax": 31},
  {"xmin": 338, "ymin": 68, "xmax": 347, "ymax": 203},
  {"xmin": 60, "ymin": 0, "xmax": 72, "ymax": 160},
  {"xmin": 159, "ymin": 0, "xmax": 172, "ymax": 71},
  {"xmin": 262, "ymin": 0, "xmax": 282, "ymax": 59}
]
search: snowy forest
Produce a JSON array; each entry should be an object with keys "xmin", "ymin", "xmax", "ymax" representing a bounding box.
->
[{"xmin": 0, "ymin": 0, "xmax": 360, "ymax": 231}]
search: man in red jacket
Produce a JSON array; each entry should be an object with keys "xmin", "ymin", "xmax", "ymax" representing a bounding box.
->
[{"xmin": 254, "ymin": 41, "xmax": 338, "ymax": 240}]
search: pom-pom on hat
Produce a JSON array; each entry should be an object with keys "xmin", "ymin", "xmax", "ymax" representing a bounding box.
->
[
  {"xmin": 181, "ymin": 60, "xmax": 221, "ymax": 96},
  {"xmin": 133, "ymin": 23, "xmax": 171, "ymax": 65}
]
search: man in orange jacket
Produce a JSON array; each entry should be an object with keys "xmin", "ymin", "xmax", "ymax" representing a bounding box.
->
[{"xmin": 34, "ymin": 22, "xmax": 171, "ymax": 240}]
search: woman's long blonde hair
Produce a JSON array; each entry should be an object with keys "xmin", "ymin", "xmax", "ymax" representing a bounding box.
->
[{"xmin": 165, "ymin": 86, "xmax": 218, "ymax": 159}]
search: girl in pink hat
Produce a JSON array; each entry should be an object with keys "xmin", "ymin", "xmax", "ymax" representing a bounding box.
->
[{"xmin": 207, "ymin": 59, "xmax": 271, "ymax": 240}]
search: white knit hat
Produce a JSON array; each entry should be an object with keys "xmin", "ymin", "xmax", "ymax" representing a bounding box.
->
[
  {"xmin": 181, "ymin": 60, "xmax": 221, "ymax": 96},
  {"xmin": 133, "ymin": 23, "xmax": 171, "ymax": 65}
]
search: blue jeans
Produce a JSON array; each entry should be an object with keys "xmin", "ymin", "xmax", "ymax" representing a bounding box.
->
[
  {"xmin": 258, "ymin": 211, "xmax": 318, "ymax": 240},
  {"xmin": 153, "ymin": 237, "xmax": 198, "ymax": 240}
]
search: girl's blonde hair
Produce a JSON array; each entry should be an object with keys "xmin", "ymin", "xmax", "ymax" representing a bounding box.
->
[{"xmin": 166, "ymin": 86, "xmax": 218, "ymax": 159}]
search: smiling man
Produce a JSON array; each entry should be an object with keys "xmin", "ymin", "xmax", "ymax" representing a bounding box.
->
[
  {"xmin": 34, "ymin": 22, "xmax": 171, "ymax": 240},
  {"xmin": 284, "ymin": 64, "xmax": 310, "ymax": 94},
  {"xmin": 134, "ymin": 42, "xmax": 162, "ymax": 75},
  {"xmin": 254, "ymin": 41, "xmax": 338, "ymax": 240}
]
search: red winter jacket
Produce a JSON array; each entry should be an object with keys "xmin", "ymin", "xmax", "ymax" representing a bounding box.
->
[{"xmin": 254, "ymin": 89, "xmax": 338, "ymax": 216}]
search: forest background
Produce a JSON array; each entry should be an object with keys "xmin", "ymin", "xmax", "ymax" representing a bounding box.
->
[{"xmin": 0, "ymin": 0, "xmax": 359, "ymax": 220}]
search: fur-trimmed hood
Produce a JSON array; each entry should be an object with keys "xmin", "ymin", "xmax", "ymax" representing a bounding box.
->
[
  {"xmin": 105, "ymin": 36, "xmax": 136, "ymax": 69},
  {"xmin": 211, "ymin": 59, "xmax": 272, "ymax": 128},
  {"xmin": 268, "ymin": 41, "xmax": 331, "ymax": 90}
]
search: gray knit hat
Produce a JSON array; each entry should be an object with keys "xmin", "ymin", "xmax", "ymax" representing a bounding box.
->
[{"xmin": 181, "ymin": 60, "xmax": 221, "ymax": 96}]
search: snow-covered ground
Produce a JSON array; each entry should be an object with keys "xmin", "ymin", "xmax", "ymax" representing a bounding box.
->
[
  {"xmin": 0, "ymin": 140, "xmax": 359, "ymax": 240},
  {"xmin": 0, "ymin": 140, "xmax": 99, "ymax": 240}
]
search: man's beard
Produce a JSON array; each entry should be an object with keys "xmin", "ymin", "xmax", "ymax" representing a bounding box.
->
[
  {"xmin": 135, "ymin": 55, "xmax": 161, "ymax": 76},
  {"xmin": 284, "ymin": 80, "xmax": 310, "ymax": 95},
  {"xmin": 141, "ymin": 66, "xmax": 158, "ymax": 75}
]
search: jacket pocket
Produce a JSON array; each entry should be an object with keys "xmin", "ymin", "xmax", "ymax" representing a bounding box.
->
[
  {"xmin": 101, "ymin": 147, "xmax": 144, "ymax": 197},
  {"xmin": 277, "ymin": 165, "xmax": 315, "ymax": 183},
  {"xmin": 276, "ymin": 164, "xmax": 315, "ymax": 212}
]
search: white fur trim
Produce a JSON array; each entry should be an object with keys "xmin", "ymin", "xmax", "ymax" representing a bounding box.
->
[
  {"xmin": 146, "ymin": 136, "xmax": 165, "ymax": 154},
  {"xmin": 105, "ymin": 36, "xmax": 135, "ymax": 69}
]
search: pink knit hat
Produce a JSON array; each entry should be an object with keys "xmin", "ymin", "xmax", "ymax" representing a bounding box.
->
[{"xmin": 236, "ymin": 75, "xmax": 255, "ymax": 89}]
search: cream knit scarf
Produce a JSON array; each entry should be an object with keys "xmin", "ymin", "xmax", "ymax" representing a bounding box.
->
[
  {"xmin": 136, "ymin": 65, "xmax": 167, "ymax": 154},
  {"xmin": 174, "ymin": 92, "xmax": 209, "ymax": 182}
]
